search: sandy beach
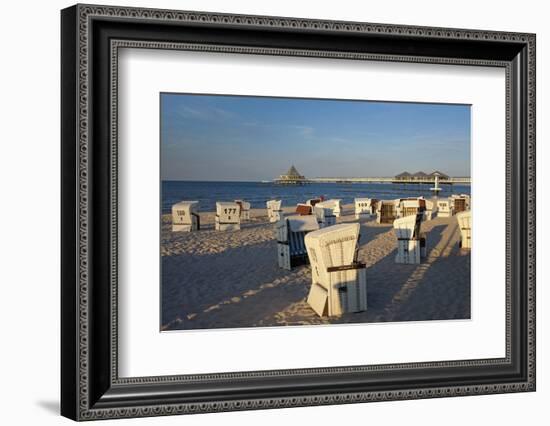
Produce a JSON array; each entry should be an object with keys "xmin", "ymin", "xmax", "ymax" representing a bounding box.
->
[{"xmin": 161, "ymin": 204, "xmax": 471, "ymax": 331}]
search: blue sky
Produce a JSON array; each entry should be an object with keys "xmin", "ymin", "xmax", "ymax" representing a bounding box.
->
[{"xmin": 161, "ymin": 93, "xmax": 470, "ymax": 181}]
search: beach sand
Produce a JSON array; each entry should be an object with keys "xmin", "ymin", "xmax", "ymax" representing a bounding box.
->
[{"xmin": 161, "ymin": 204, "xmax": 470, "ymax": 331}]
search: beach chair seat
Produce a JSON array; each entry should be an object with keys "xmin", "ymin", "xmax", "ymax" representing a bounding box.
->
[
  {"xmin": 295, "ymin": 203, "xmax": 313, "ymax": 215},
  {"xmin": 267, "ymin": 199, "xmax": 283, "ymax": 223},
  {"xmin": 437, "ymin": 199, "xmax": 454, "ymax": 218},
  {"xmin": 313, "ymin": 205, "xmax": 336, "ymax": 228},
  {"xmin": 355, "ymin": 197, "xmax": 376, "ymax": 220},
  {"xmin": 172, "ymin": 201, "xmax": 200, "ymax": 232},
  {"xmin": 215, "ymin": 202, "xmax": 241, "ymax": 231},
  {"xmin": 393, "ymin": 212, "xmax": 427, "ymax": 264},
  {"xmin": 316, "ymin": 199, "xmax": 342, "ymax": 218},
  {"xmin": 456, "ymin": 210, "xmax": 472, "ymax": 249},
  {"xmin": 376, "ymin": 200, "xmax": 398, "ymax": 224},
  {"xmin": 305, "ymin": 223, "xmax": 367, "ymax": 317},
  {"xmin": 276, "ymin": 215, "xmax": 319, "ymax": 270},
  {"xmin": 234, "ymin": 199, "xmax": 251, "ymax": 221}
]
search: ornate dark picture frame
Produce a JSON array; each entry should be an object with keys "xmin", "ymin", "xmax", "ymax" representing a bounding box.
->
[{"xmin": 61, "ymin": 4, "xmax": 536, "ymax": 421}]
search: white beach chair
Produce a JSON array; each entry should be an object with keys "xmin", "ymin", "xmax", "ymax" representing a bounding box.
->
[
  {"xmin": 316, "ymin": 199, "xmax": 342, "ymax": 218},
  {"xmin": 234, "ymin": 200, "xmax": 251, "ymax": 221},
  {"xmin": 456, "ymin": 210, "xmax": 472, "ymax": 249},
  {"xmin": 267, "ymin": 200, "xmax": 283, "ymax": 223},
  {"xmin": 355, "ymin": 198, "xmax": 376, "ymax": 220},
  {"xmin": 276, "ymin": 215, "xmax": 319, "ymax": 270},
  {"xmin": 313, "ymin": 205, "xmax": 336, "ymax": 228},
  {"xmin": 215, "ymin": 202, "xmax": 241, "ymax": 231},
  {"xmin": 172, "ymin": 201, "xmax": 200, "ymax": 232},
  {"xmin": 393, "ymin": 212, "xmax": 427, "ymax": 264},
  {"xmin": 437, "ymin": 199, "xmax": 454, "ymax": 218},
  {"xmin": 423, "ymin": 199, "xmax": 437, "ymax": 221},
  {"xmin": 376, "ymin": 200, "xmax": 399, "ymax": 224},
  {"xmin": 306, "ymin": 198, "xmax": 323, "ymax": 207},
  {"xmin": 305, "ymin": 223, "xmax": 367, "ymax": 317},
  {"xmin": 400, "ymin": 198, "xmax": 422, "ymax": 218}
]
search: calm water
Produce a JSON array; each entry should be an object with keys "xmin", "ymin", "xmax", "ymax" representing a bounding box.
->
[{"xmin": 162, "ymin": 181, "xmax": 471, "ymax": 213}]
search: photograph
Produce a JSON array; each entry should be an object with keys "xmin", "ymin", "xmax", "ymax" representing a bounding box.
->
[{"xmin": 160, "ymin": 93, "xmax": 472, "ymax": 331}]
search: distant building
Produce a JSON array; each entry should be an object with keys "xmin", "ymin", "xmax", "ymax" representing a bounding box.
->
[
  {"xmin": 394, "ymin": 170, "xmax": 451, "ymax": 182},
  {"xmin": 395, "ymin": 171, "xmax": 412, "ymax": 181},
  {"xmin": 275, "ymin": 165, "xmax": 308, "ymax": 185},
  {"xmin": 412, "ymin": 171, "xmax": 428, "ymax": 180},
  {"xmin": 429, "ymin": 170, "xmax": 450, "ymax": 180}
]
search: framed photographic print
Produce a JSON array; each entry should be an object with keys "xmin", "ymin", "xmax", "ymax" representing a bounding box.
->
[{"xmin": 61, "ymin": 4, "xmax": 536, "ymax": 421}]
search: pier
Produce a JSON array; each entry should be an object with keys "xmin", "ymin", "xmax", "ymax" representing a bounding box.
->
[
  {"xmin": 308, "ymin": 177, "xmax": 471, "ymax": 185},
  {"xmin": 273, "ymin": 166, "xmax": 470, "ymax": 185}
]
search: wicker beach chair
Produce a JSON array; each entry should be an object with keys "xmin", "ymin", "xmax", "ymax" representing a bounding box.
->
[
  {"xmin": 456, "ymin": 210, "xmax": 472, "ymax": 249},
  {"xmin": 171, "ymin": 201, "xmax": 200, "ymax": 232},
  {"xmin": 295, "ymin": 203, "xmax": 313, "ymax": 215},
  {"xmin": 400, "ymin": 198, "xmax": 424, "ymax": 218},
  {"xmin": 355, "ymin": 197, "xmax": 376, "ymax": 220},
  {"xmin": 215, "ymin": 202, "xmax": 241, "ymax": 231},
  {"xmin": 305, "ymin": 223, "xmax": 367, "ymax": 317},
  {"xmin": 275, "ymin": 215, "xmax": 319, "ymax": 270},
  {"xmin": 376, "ymin": 200, "xmax": 399, "ymax": 224},
  {"xmin": 316, "ymin": 199, "xmax": 342, "ymax": 217},
  {"xmin": 266, "ymin": 199, "xmax": 283, "ymax": 223},
  {"xmin": 313, "ymin": 205, "xmax": 337, "ymax": 228},
  {"xmin": 436, "ymin": 198, "xmax": 454, "ymax": 218},
  {"xmin": 451, "ymin": 194, "xmax": 470, "ymax": 214},
  {"xmin": 234, "ymin": 199, "xmax": 251, "ymax": 221},
  {"xmin": 393, "ymin": 212, "xmax": 427, "ymax": 264}
]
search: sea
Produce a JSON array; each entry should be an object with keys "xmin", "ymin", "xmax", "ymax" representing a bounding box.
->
[{"xmin": 162, "ymin": 181, "xmax": 471, "ymax": 214}]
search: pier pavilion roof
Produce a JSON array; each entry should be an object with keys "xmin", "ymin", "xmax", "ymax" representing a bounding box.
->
[
  {"xmin": 429, "ymin": 170, "xmax": 450, "ymax": 179},
  {"xmin": 284, "ymin": 165, "xmax": 303, "ymax": 178},
  {"xmin": 395, "ymin": 171, "xmax": 412, "ymax": 178}
]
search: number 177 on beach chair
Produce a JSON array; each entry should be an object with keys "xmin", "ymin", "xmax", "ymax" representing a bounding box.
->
[
  {"xmin": 215, "ymin": 202, "xmax": 241, "ymax": 231},
  {"xmin": 305, "ymin": 223, "xmax": 367, "ymax": 317}
]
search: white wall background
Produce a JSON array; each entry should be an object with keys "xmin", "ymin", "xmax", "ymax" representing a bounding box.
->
[{"xmin": 0, "ymin": 0, "xmax": 546, "ymax": 425}]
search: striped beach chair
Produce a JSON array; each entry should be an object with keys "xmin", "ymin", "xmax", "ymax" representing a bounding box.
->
[
  {"xmin": 393, "ymin": 212, "xmax": 427, "ymax": 264},
  {"xmin": 456, "ymin": 210, "xmax": 472, "ymax": 249},
  {"xmin": 305, "ymin": 223, "xmax": 367, "ymax": 317},
  {"xmin": 275, "ymin": 215, "xmax": 319, "ymax": 270},
  {"xmin": 171, "ymin": 201, "xmax": 200, "ymax": 232}
]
